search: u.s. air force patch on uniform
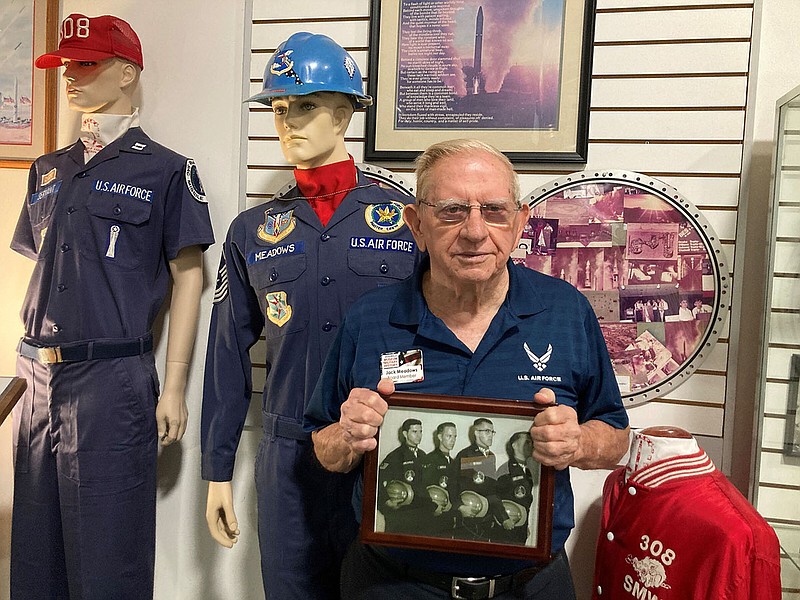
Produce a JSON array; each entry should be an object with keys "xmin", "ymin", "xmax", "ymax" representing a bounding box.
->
[
  {"xmin": 185, "ymin": 159, "xmax": 207, "ymax": 203},
  {"xmin": 365, "ymin": 201, "xmax": 405, "ymax": 233},
  {"xmin": 258, "ymin": 209, "xmax": 296, "ymax": 244},
  {"xmin": 266, "ymin": 291, "xmax": 292, "ymax": 327}
]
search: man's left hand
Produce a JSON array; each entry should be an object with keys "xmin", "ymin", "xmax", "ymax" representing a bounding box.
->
[{"xmin": 529, "ymin": 387, "xmax": 581, "ymax": 470}]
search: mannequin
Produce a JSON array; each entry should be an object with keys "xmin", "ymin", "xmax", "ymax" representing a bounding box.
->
[
  {"xmin": 200, "ymin": 33, "xmax": 420, "ymax": 599},
  {"xmin": 593, "ymin": 427, "xmax": 781, "ymax": 599},
  {"xmin": 10, "ymin": 14, "xmax": 214, "ymax": 599}
]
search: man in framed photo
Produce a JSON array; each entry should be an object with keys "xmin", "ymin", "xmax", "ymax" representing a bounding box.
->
[
  {"xmin": 377, "ymin": 418, "xmax": 434, "ymax": 534},
  {"xmin": 305, "ymin": 138, "xmax": 629, "ymax": 600}
]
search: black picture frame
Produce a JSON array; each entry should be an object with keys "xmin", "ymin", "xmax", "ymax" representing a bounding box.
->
[
  {"xmin": 361, "ymin": 391, "xmax": 555, "ymax": 561},
  {"xmin": 364, "ymin": 0, "xmax": 596, "ymax": 163}
]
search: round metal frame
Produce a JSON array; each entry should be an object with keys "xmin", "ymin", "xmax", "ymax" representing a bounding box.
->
[{"xmin": 521, "ymin": 170, "xmax": 730, "ymax": 407}]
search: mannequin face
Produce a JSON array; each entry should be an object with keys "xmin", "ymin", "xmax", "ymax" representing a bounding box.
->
[
  {"xmin": 272, "ymin": 93, "xmax": 351, "ymax": 169},
  {"xmin": 62, "ymin": 57, "xmax": 135, "ymax": 114}
]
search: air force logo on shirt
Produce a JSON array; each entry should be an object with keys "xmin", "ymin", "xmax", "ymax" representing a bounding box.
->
[
  {"xmin": 258, "ymin": 209, "xmax": 296, "ymax": 244},
  {"xmin": 517, "ymin": 342, "xmax": 562, "ymax": 382}
]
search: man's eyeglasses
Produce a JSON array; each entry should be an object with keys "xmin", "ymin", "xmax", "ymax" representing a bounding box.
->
[
  {"xmin": 417, "ymin": 199, "xmax": 521, "ymax": 225},
  {"xmin": 474, "ymin": 428, "xmax": 496, "ymax": 434}
]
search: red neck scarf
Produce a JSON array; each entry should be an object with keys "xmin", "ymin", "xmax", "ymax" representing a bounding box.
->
[{"xmin": 294, "ymin": 156, "xmax": 357, "ymax": 227}]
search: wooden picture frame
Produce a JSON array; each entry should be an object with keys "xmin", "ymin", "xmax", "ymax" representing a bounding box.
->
[
  {"xmin": 364, "ymin": 0, "xmax": 596, "ymax": 163},
  {"xmin": 361, "ymin": 391, "xmax": 554, "ymax": 560},
  {"xmin": 0, "ymin": 0, "xmax": 58, "ymax": 167}
]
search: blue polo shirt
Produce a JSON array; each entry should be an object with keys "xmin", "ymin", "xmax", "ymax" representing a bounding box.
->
[{"xmin": 305, "ymin": 259, "xmax": 628, "ymax": 575}]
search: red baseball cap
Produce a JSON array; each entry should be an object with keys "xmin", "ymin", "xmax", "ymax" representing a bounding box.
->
[{"xmin": 35, "ymin": 14, "xmax": 144, "ymax": 70}]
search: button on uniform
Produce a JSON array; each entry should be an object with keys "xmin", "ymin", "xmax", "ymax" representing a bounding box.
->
[
  {"xmin": 606, "ymin": 531, "xmax": 614, "ymax": 541},
  {"xmin": 628, "ymin": 486, "xmax": 637, "ymax": 496},
  {"xmin": 321, "ymin": 276, "xmax": 331, "ymax": 286}
]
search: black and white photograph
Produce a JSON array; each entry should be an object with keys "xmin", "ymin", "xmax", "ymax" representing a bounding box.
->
[{"xmin": 361, "ymin": 392, "xmax": 554, "ymax": 560}]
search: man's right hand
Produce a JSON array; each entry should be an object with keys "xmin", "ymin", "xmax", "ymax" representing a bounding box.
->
[
  {"xmin": 338, "ymin": 378, "xmax": 394, "ymax": 455},
  {"xmin": 206, "ymin": 481, "xmax": 240, "ymax": 548}
]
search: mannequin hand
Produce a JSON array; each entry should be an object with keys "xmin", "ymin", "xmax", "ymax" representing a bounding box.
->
[
  {"xmin": 529, "ymin": 388, "xmax": 581, "ymax": 470},
  {"xmin": 206, "ymin": 481, "xmax": 240, "ymax": 548},
  {"xmin": 156, "ymin": 389, "xmax": 188, "ymax": 446}
]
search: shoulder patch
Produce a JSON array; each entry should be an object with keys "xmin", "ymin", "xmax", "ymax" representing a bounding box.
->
[
  {"xmin": 131, "ymin": 142, "xmax": 148, "ymax": 151},
  {"xmin": 41, "ymin": 168, "xmax": 57, "ymax": 186},
  {"xmin": 185, "ymin": 159, "xmax": 207, "ymax": 203},
  {"xmin": 365, "ymin": 201, "xmax": 405, "ymax": 234}
]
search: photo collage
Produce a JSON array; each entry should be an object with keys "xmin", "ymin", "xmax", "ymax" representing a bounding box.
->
[{"xmin": 515, "ymin": 181, "xmax": 720, "ymax": 396}]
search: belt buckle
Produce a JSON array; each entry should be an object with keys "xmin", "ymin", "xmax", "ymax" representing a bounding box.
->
[
  {"xmin": 451, "ymin": 576, "xmax": 494, "ymax": 600},
  {"xmin": 38, "ymin": 346, "xmax": 63, "ymax": 364}
]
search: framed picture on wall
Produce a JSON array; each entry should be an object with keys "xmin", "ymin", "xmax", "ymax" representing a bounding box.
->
[
  {"xmin": 361, "ymin": 391, "xmax": 554, "ymax": 560},
  {"xmin": 0, "ymin": 0, "xmax": 58, "ymax": 167},
  {"xmin": 364, "ymin": 0, "xmax": 596, "ymax": 163}
]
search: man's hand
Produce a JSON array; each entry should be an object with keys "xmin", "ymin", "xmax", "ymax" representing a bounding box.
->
[
  {"xmin": 529, "ymin": 387, "xmax": 582, "ymax": 470},
  {"xmin": 312, "ymin": 379, "xmax": 394, "ymax": 473},
  {"xmin": 338, "ymin": 378, "xmax": 394, "ymax": 454},
  {"xmin": 529, "ymin": 387, "xmax": 631, "ymax": 471}
]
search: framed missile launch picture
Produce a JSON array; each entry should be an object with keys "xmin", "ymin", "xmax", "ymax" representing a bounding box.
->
[
  {"xmin": 365, "ymin": 0, "xmax": 596, "ymax": 163},
  {"xmin": 0, "ymin": 0, "xmax": 58, "ymax": 166}
]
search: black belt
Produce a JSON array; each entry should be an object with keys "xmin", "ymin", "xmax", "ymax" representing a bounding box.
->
[
  {"xmin": 375, "ymin": 546, "xmax": 550, "ymax": 599},
  {"xmin": 263, "ymin": 413, "xmax": 311, "ymax": 442},
  {"xmin": 18, "ymin": 334, "xmax": 153, "ymax": 365}
]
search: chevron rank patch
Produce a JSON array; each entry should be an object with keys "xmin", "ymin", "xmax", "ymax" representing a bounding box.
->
[{"xmin": 213, "ymin": 254, "xmax": 229, "ymax": 304}]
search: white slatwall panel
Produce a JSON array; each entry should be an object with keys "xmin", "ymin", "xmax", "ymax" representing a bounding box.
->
[
  {"xmin": 244, "ymin": 1, "xmax": 749, "ymax": 445},
  {"xmin": 242, "ymin": 2, "xmax": 791, "ymax": 595}
]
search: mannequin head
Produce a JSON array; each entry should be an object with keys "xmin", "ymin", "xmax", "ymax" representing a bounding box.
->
[
  {"xmin": 36, "ymin": 14, "xmax": 143, "ymax": 115},
  {"xmin": 271, "ymin": 92, "xmax": 353, "ymax": 169},
  {"xmin": 62, "ymin": 57, "xmax": 138, "ymax": 114},
  {"xmin": 247, "ymin": 32, "xmax": 371, "ymax": 169}
]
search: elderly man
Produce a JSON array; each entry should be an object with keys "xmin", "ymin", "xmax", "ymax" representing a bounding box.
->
[{"xmin": 305, "ymin": 139, "xmax": 629, "ymax": 599}]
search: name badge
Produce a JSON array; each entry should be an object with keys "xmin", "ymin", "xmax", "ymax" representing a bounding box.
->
[{"xmin": 380, "ymin": 349, "xmax": 424, "ymax": 384}]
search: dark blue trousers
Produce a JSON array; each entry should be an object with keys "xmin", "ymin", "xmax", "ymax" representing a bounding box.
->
[
  {"xmin": 255, "ymin": 427, "xmax": 359, "ymax": 599},
  {"xmin": 12, "ymin": 354, "xmax": 158, "ymax": 600}
]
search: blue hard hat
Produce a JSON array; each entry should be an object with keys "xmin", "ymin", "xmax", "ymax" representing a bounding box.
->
[{"xmin": 247, "ymin": 32, "xmax": 373, "ymax": 108}]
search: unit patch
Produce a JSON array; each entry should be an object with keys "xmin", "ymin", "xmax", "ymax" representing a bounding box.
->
[
  {"xmin": 266, "ymin": 291, "xmax": 292, "ymax": 327},
  {"xmin": 258, "ymin": 209, "xmax": 296, "ymax": 244},
  {"xmin": 185, "ymin": 159, "xmax": 207, "ymax": 203},
  {"xmin": 41, "ymin": 168, "xmax": 57, "ymax": 186},
  {"xmin": 130, "ymin": 142, "xmax": 148, "ymax": 151},
  {"xmin": 380, "ymin": 349, "xmax": 424, "ymax": 384},
  {"xmin": 365, "ymin": 201, "xmax": 405, "ymax": 233},
  {"xmin": 349, "ymin": 237, "xmax": 415, "ymax": 254},
  {"xmin": 248, "ymin": 241, "xmax": 304, "ymax": 265}
]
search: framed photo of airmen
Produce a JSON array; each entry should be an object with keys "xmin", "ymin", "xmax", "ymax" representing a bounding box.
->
[
  {"xmin": 361, "ymin": 392, "xmax": 555, "ymax": 560},
  {"xmin": 517, "ymin": 171, "xmax": 731, "ymax": 407},
  {"xmin": 364, "ymin": 0, "xmax": 596, "ymax": 162}
]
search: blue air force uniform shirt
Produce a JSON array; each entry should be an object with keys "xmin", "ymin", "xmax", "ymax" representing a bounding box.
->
[
  {"xmin": 11, "ymin": 127, "xmax": 215, "ymax": 343},
  {"xmin": 201, "ymin": 171, "xmax": 419, "ymax": 481},
  {"xmin": 305, "ymin": 259, "xmax": 629, "ymax": 574}
]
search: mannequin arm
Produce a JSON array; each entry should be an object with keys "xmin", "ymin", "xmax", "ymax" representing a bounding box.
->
[
  {"xmin": 158, "ymin": 246, "xmax": 204, "ymax": 445},
  {"xmin": 206, "ymin": 481, "xmax": 240, "ymax": 548}
]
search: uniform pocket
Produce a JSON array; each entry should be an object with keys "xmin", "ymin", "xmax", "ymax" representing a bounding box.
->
[
  {"xmin": 248, "ymin": 254, "xmax": 310, "ymax": 338},
  {"xmin": 82, "ymin": 192, "xmax": 154, "ymax": 269},
  {"xmin": 346, "ymin": 248, "xmax": 416, "ymax": 305}
]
